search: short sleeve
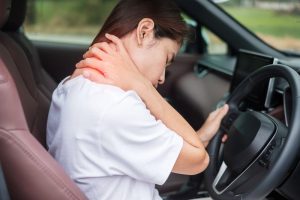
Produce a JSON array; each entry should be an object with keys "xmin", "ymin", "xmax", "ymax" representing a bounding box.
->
[{"xmin": 100, "ymin": 91, "xmax": 183, "ymax": 185}]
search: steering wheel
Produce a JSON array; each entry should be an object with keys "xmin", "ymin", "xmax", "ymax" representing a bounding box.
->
[{"xmin": 204, "ymin": 64, "xmax": 300, "ymax": 200}]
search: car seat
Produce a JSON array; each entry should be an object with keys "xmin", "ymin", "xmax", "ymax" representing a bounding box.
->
[
  {"xmin": 0, "ymin": 0, "xmax": 57, "ymax": 147},
  {"xmin": 0, "ymin": 0, "xmax": 87, "ymax": 199},
  {"xmin": 0, "ymin": 55, "xmax": 87, "ymax": 200}
]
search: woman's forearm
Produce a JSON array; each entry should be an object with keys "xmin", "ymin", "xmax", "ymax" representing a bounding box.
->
[{"xmin": 136, "ymin": 80, "xmax": 204, "ymax": 149}]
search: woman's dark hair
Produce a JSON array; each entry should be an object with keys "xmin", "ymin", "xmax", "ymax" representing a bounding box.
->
[{"xmin": 91, "ymin": 0, "xmax": 189, "ymax": 45}]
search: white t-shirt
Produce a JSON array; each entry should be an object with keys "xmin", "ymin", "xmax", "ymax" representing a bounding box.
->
[{"xmin": 47, "ymin": 76, "xmax": 183, "ymax": 200}]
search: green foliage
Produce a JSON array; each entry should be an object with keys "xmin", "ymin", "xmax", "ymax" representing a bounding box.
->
[
  {"xmin": 224, "ymin": 6, "xmax": 300, "ymax": 39},
  {"xmin": 26, "ymin": 0, "xmax": 118, "ymax": 27},
  {"xmin": 220, "ymin": 0, "xmax": 296, "ymax": 7}
]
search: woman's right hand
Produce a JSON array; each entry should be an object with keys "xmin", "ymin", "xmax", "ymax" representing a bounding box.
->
[
  {"xmin": 73, "ymin": 33, "xmax": 151, "ymax": 92},
  {"xmin": 197, "ymin": 104, "xmax": 229, "ymax": 147}
]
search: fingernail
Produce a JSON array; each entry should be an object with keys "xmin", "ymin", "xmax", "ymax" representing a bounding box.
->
[{"xmin": 223, "ymin": 105, "xmax": 229, "ymax": 112}]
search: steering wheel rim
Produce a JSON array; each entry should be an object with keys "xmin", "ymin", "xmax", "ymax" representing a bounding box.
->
[{"xmin": 204, "ymin": 64, "xmax": 300, "ymax": 200}]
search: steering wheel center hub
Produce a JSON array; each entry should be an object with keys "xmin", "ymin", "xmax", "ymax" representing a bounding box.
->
[{"xmin": 224, "ymin": 111, "xmax": 276, "ymax": 174}]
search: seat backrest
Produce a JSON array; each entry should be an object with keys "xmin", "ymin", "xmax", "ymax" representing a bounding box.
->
[
  {"xmin": 0, "ymin": 0, "xmax": 87, "ymax": 199},
  {"xmin": 0, "ymin": 47, "xmax": 87, "ymax": 200},
  {"xmin": 0, "ymin": 0, "xmax": 57, "ymax": 147},
  {"xmin": 2, "ymin": 0, "xmax": 57, "ymax": 98},
  {"xmin": 0, "ymin": 31, "xmax": 50, "ymax": 147}
]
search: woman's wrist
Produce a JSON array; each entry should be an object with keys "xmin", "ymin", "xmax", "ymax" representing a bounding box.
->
[{"xmin": 197, "ymin": 130, "xmax": 209, "ymax": 147}]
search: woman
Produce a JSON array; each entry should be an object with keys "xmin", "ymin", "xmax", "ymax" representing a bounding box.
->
[{"xmin": 47, "ymin": 0, "xmax": 228, "ymax": 200}]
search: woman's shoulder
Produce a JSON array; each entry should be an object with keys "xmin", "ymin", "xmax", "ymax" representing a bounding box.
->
[{"xmin": 55, "ymin": 75, "xmax": 143, "ymax": 109}]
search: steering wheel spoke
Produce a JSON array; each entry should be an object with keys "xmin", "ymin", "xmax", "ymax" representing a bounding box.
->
[
  {"xmin": 213, "ymin": 162, "xmax": 230, "ymax": 194},
  {"xmin": 212, "ymin": 160, "xmax": 260, "ymax": 196}
]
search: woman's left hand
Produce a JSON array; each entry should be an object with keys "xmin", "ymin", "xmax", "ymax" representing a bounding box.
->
[{"xmin": 73, "ymin": 33, "xmax": 149, "ymax": 92}]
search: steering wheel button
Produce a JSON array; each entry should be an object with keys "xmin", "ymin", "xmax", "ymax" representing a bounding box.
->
[
  {"xmin": 265, "ymin": 152, "xmax": 270, "ymax": 157},
  {"xmin": 267, "ymin": 148, "xmax": 273, "ymax": 154},
  {"xmin": 259, "ymin": 159, "xmax": 268, "ymax": 167},
  {"xmin": 264, "ymin": 152, "xmax": 271, "ymax": 161}
]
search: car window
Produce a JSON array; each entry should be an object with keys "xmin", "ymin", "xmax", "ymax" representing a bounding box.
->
[
  {"xmin": 24, "ymin": 0, "xmax": 119, "ymax": 44},
  {"xmin": 25, "ymin": 1, "xmax": 228, "ymax": 55},
  {"xmin": 183, "ymin": 15, "xmax": 227, "ymax": 55},
  {"xmin": 203, "ymin": 28, "xmax": 227, "ymax": 54},
  {"xmin": 219, "ymin": 0, "xmax": 300, "ymax": 54}
]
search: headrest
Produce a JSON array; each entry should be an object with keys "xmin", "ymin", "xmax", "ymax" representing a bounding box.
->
[
  {"xmin": 2, "ymin": 0, "xmax": 27, "ymax": 31},
  {"xmin": 0, "ymin": 0, "xmax": 11, "ymax": 29}
]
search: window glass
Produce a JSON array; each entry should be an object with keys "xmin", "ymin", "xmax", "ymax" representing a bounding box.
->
[
  {"xmin": 203, "ymin": 28, "xmax": 227, "ymax": 54},
  {"xmin": 25, "ymin": 0, "xmax": 119, "ymax": 44},
  {"xmin": 182, "ymin": 14, "xmax": 227, "ymax": 54},
  {"xmin": 219, "ymin": 0, "xmax": 300, "ymax": 53}
]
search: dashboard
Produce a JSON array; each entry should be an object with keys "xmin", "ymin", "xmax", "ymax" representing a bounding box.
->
[
  {"xmin": 229, "ymin": 50, "xmax": 294, "ymax": 128},
  {"xmin": 230, "ymin": 49, "xmax": 277, "ymax": 110},
  {"xmin": 196, "ymin": 49, "xmax": 296, "ymax": 125}
]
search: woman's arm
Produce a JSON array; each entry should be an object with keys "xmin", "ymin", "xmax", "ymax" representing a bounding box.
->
[
  {"xmin": 73, "ymin": 34, "xmax": 228, "ymax": 174},
  {"xmin": 74, "ymin": 35, "xmax": 228, "ymax": 148}
]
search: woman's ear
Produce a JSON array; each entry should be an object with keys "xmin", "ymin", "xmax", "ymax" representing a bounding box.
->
[{"xmin": 136, "ymin": 18, "xmax": 155, "ymax": 47}]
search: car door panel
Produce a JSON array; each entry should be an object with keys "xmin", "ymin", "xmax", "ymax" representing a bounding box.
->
[
  {"xmin": 159, "ymin": 53, "xmax": 232, "ymax": 129},
  {"xmin": 172, "ymin": 71, "xmax": 230, "ymax": 129}
]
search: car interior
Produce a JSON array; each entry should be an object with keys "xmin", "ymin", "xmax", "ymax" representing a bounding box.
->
[{"xmin": 0, "ymin": 0, "xmax": 300, "ymax": 199}]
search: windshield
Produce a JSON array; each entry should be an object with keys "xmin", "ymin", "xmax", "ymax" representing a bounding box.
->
[{"xmin": 219, "ymin": 0, "xmax": 300, "ymax": 54}]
